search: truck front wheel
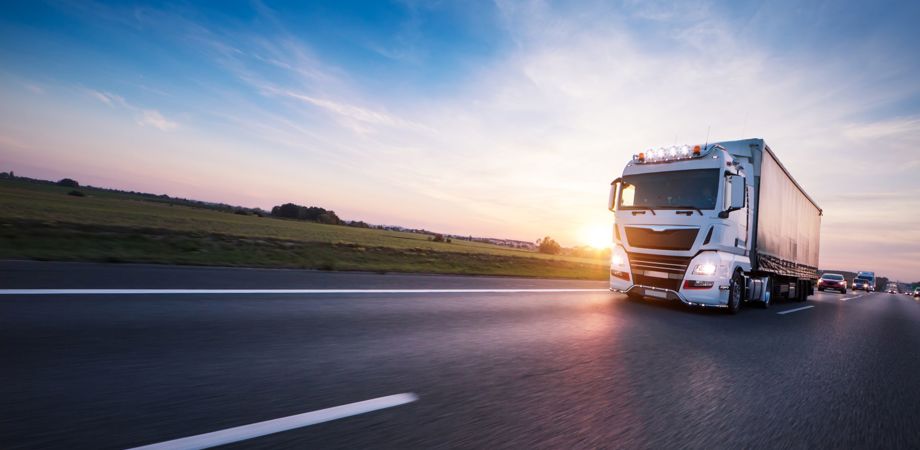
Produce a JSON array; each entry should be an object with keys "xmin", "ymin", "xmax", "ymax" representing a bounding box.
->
[{"xmin": 727, "ymin": 271, "xmax": 743, "ymax": 314}]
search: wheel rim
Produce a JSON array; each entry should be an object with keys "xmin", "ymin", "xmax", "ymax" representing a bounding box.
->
[{"xmin": 731, "ymin": 276, "xmax": 741, "ymax": 309}]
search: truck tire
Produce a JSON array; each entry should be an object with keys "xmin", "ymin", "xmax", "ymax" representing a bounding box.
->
[
  {"xmin": 727, "ymin": 271, "xmax": 743, "ymax": 314},
  {"xmin": 758, "ymin": 277, "xmax": 772, "ymax": 309},
  {"xmin": 796, "ymin": 280, "xmax": 808, "ymax": 302}
]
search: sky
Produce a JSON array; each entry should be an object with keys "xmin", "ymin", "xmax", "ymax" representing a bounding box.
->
[{"xmin": 1, "ymin": 0, "xmax": 919, "ymax": 280}]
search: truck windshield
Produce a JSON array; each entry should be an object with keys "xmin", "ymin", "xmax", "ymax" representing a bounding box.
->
[{"xmin": 620, "ymin": 169, "xmax": 720, "ymax": 210}]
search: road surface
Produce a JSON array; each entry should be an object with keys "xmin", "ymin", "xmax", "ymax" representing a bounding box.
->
[{"xmin": 2, "ymin": 261, "xmax": 920, "ymax": 449}]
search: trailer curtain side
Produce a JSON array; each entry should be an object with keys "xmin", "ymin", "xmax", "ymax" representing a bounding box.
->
[{"xmin": 754, "ymin": 148, "xmax": 822, "ymax": 279}]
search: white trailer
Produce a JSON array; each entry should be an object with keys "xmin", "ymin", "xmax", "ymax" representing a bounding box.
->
[{"xmin": 607, "ymin": 138, "xmax": 822, "ymax": 313}]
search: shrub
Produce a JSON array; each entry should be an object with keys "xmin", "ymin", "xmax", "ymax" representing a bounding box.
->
[
  {"xmin": 536, "ymin": 236, "xmax": 562, "ymax": 255},
  {"xmin": 67, "ymin": 190, "xmax": 85, "ymax": 197}
]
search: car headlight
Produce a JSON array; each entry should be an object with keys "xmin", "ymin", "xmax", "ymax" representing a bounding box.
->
[
  {"xmin": 611, "ymin": 245, "xmax": 628, "ymax": 270},
  {"xmin": 692, "ymin": 263, "xmax": 717, "ymax": 276}
]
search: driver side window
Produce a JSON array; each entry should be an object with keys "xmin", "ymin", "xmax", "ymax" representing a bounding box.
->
[{"xmin": 620, "ymin": 183, "xmax": 635, "ymax": 207}]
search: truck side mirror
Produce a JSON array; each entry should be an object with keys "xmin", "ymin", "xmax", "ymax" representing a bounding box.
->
[
  {"xmin": 719, "ymin": 174, "xmax": 746, "ymax": 218},
  {"xmin": 730, "ymin": 175, "xmax": 746, "ymax": 210},
  {"xmin": 608, "ymin": 178, "xmax": 622, "ymax": 212}
]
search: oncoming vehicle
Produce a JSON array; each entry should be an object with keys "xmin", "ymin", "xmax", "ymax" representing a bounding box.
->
[
  {"xmin": 852, "ymin": 277, "xmax": 871, "ymax": 291},
  {"xmin": 607, "ymin": 138, "xmax": 822, "ymax": 314},
  {"xmin": 914, "ymin": 288, "xmax": 920, "ymax": 298},
  {"xmin": 886, "ymin": 283, "xmax": 899, "ymax": 294},
  {"xmin": 817, "ymin": 273, "xmax": 847, "ymax": 293},
  {"xmin": 856, "ymin": 271, "xmax": 876, "ymax": 291}
]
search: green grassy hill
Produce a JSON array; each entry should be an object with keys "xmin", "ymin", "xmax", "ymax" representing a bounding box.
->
[{"xmin": 0, "ymin": 178, "xmax": 609, "ymax": 279}]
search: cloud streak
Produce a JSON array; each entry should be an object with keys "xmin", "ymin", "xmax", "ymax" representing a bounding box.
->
[
  {"xmin": 87, "ymin": 88, "xmax": 178, "ymax": 132},
  {"xmin": 137, "ymin": 109, "xmax": 178, "ymax": 131}
]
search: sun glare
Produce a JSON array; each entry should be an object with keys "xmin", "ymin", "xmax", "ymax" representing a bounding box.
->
[{"xmin": 580, "ymin": 223, "xmax": 612, "ymax": 249}]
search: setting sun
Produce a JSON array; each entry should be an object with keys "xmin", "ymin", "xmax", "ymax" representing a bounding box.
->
[{"xmin": 579, "ymin": 223, "xmax": 613, "ymax": 249}]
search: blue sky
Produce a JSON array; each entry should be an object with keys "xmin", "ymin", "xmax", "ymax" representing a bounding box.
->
[{"xmin": 1, "ymin": 0, "xmax": 919, "ymax": 279}]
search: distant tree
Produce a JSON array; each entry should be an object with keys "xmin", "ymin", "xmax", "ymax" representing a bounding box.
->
[
  {"xmin": 270, "ymin": 202, "xmax": 343, "ymax": 225},
  {"xmin": 347, "ymin": 221, "xmax": 371, "ymax": 228},
  {"xmin": 316, "ymin": 212, "xmax": 339, "ymax": 224},
  {"xmin": 432, "ymin": 234, "xmax": 446, "ymax": 243},
  {"xmin": 272, "ymin": 203, "xmax": 302, "ymax": 219},
  {"xmin": 57, "ymin": 178, "xmax": 79, "ymax": 188},
  {"xmin": 536, "ymin": 236, "xmax": 562, "ymax": 255}
]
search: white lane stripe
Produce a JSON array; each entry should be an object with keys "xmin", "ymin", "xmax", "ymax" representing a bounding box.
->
[
  {"xmin": 126, "ymin": 393, "xmax": 418, "ymax": 450},
  {"xmin": 777, "ymin": 305, "xmax": 814, "ymax": 315},
  {"xmin": 0, "ymin": 288, "xmax": 609, "ymax": 296},
  {"xmin": 841, "ymin": 294, "xmax": 865, "ymax": 301}
]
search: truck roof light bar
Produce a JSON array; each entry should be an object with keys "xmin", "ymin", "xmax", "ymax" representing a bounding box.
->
[{"xmin": 633, "ymin": 144, "xmax": 705, "ymax": 164}]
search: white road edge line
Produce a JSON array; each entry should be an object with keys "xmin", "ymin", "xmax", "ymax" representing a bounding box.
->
[
  {"xmin": 125, "ymin": 393, "xmax": 418, "ymax": 450},
  {"xmin": 0, "ymin": 288, "xmax": 609, "ymax": 296},
  {"xmin": 777, "ymin": 305, "xmax": 814, "ymax": 315}
]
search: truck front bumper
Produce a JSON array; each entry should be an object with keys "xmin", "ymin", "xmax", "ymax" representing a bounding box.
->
[{"xmin": 610, "ymin": 284, "xmax": 728, "ymax": 308}]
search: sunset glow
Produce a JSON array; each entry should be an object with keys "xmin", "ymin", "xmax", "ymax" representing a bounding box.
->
[
  {"xmin": 579, "ymin": 223, "xmax": 612, "ymax": 249},
  {"xmin": 0, "ymin": 1, "xmax": 919, "ymax": 278}
]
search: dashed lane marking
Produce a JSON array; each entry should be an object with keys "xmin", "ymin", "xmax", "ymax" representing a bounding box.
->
[
  {"xmin": 125, "ymin": 393, "xmax": 418, "ymax": 450},
  {"xmin": 777, "ymin": 305, "xmax": 814, "ymax": 315}
]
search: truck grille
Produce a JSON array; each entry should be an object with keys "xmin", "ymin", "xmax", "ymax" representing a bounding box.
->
[
  {"xmin": 628, "ymin": 252, "xmax": 693, "ymax": 291},
  {"xmin": 625, "ymin": 227, "xmax": 698, "ymax": 251}
]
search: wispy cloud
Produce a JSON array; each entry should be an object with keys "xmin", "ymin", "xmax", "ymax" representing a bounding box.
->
[
  {"xmin": 281, "ymin": 91, "xmax": 429, "ymax": 132},
  {"xmin": 86, "ymin": 88, "xmax": 178, "ymax": 131},
  {"xmin": 137, "ymin": 109, "xmax": 178, "ymax": 131},
  {"xmin": 844, "ymin": 117, "xmax": 920, "ymax": 140},
  {"xmin": 88, "ymin": 89, "xmax": 126, "ymax": 107}
]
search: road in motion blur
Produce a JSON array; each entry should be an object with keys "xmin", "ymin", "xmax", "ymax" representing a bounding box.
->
[{"xmin": 3, "ymin": 261, "xmax": 920, "ymax": 449}]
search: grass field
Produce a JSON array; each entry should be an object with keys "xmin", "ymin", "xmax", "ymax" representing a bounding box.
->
[{"xmin": 0, "ymin": 179, "xmax": 609, "ymax": 279}]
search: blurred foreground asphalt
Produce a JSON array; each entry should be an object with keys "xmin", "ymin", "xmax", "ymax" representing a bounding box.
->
[{"xmin": 3, "ymin": 261, "xmax": 920, "ymax": 449}]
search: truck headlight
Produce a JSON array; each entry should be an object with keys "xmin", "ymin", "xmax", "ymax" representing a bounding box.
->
[
  {"xmin": 611, "ymin": 245, "xmax": 628, "ymax": 270},
  {"xmin": 692, "ymin": 263, "xmax": 717, "ymax": 276}
]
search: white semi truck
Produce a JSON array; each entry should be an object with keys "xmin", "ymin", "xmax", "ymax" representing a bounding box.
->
[{"xmin": 607, "ymin": 138, "xmax": 822, "ymax": 313}]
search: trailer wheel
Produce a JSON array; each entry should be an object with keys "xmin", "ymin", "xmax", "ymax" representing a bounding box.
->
[
  {"xmin": 727, "ymin": 271, "xmax": 743, "ymax": 314},
  {"xmin": 795, "ymin": 280, "xmax": 811, "ymax": 303}
]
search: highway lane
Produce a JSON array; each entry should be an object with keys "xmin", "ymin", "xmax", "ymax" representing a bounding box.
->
[{"xmin": 2, "ymin": 263, "xmax": 920, "ymax": 449}]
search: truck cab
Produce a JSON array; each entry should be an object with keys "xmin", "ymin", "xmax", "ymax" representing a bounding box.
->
[
  {"xmin": 608, "ymin": 144, "xmax": 750, "ymax": 309},
  {"xmin": 608, "ymin": 139, "xmax": 821, "ymax": 314}
]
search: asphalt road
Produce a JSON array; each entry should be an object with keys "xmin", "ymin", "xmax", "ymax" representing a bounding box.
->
[{"xmin": 3, "ymin": 262, "xmax": 920, "ymax": 449}]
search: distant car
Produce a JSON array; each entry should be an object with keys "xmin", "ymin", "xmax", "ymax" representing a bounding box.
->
[
  {"xmin": 817, "ymin": 273, "xmax": 847, "ymax": 294},
  {"xmin": 856, "ymin": 271, "xmax": 876, "ymax": 292},
  {"xmin": 852, "ymin": 278, "xmax": 871, "ymax": 291},
  {"xmin": 914, "ymin": 288, "xmax": 920, "ymax": 298}
]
